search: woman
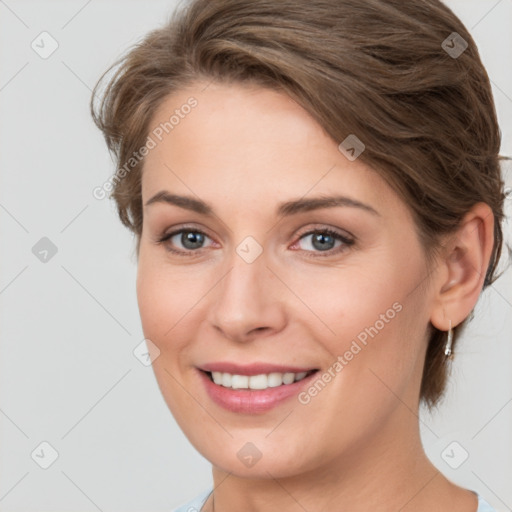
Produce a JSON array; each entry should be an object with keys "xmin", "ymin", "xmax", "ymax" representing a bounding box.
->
[{"xmin": 90, "ymin": 0, "xmax": 507, "ymax": 510}]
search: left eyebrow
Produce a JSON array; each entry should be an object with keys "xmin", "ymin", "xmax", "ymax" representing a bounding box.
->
[
  {"xmin": 276, "ymin": 195, "xmax": 380, "ymax": 217},
  {"xmin": 144, "ymin": 191, "xmax": 380, "ymax": 217}
]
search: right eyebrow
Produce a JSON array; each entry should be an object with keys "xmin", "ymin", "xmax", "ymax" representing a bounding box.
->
[{"xmin": 144, "ymin": 191, "xmax": 214, "ymax": 216}]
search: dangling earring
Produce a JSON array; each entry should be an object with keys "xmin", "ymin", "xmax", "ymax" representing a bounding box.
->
[{"xmin": 444, "ymin": 320, "xmax": 454, "ymax": 358}]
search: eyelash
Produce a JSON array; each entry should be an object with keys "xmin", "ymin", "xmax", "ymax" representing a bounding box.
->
[{"xmin": 155, "ymin": 225, "xmax": 355, "ymax": 258}]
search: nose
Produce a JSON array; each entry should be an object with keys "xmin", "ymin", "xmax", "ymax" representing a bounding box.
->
[{"xmin": 207, "ymin": 247, "xmax": 287, "ymax": 343}]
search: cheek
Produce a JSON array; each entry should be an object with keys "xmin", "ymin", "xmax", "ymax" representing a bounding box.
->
[
  {"xmin": 136, "ymin": 253, "xmax": 187, "ymax": 353},
  {"xmin": 283, "ymin": 273, "xmax": 427, "ymax": 459},
  {"xmin": 287, "ymin": 251, "xmax": 428, "ymax": 399},
  {"xmin": 135, "ymin": 255, "xmax": 205, "ymax": 424},
  {"xmin": 284, "ymin": 253, "xmax": 412, "ymax": 344}
]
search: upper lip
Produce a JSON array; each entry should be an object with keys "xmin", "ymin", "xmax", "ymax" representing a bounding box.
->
[{"xmin": 198, "ymin": 362, "xmax": 318, "ymax": 376}]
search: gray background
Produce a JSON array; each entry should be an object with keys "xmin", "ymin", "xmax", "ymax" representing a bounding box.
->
[{"xmin": 0, "ymin": 1, "xmax": 511, "ymax": 510}]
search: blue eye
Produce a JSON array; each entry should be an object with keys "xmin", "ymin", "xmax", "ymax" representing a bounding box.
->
[
  {"xmin": 156, "ymin": 226, "xmax": 354, "ymax": 258},
  {"xmin": 294, "ymin": 228, "xmax": 355, "ymax": 257},
  {"xmin": 157, "ymin": 228, "xmax": 212, "ymax": 255}
]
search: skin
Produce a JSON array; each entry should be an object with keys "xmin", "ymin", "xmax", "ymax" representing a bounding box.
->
[{"xmin": 136, "ymin": 81, "xmax": 494, "ymax": 512}]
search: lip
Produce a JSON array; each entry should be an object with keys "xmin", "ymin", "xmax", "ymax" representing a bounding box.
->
[
  {"xmin": 198, "ymin": 361, "xmax": 317, "ymax": 376},
  {"xmin": 197, "ymin": 367, "xmax": 319, "ymax": 414}
]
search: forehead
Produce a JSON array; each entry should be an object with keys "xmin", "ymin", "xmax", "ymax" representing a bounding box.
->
[{"xmin": 141, "ymin": 82, "xmax": 400, "ymax": 216}]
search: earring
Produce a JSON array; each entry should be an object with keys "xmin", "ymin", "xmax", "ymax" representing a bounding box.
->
[{"xmin": 444, "ymin": 320, "xmax": 454, "ymax": 358}]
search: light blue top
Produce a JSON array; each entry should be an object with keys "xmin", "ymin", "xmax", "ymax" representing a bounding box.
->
[{"xmin": 171, "ymin": 487, "xmax": 497, "ymax": 512}]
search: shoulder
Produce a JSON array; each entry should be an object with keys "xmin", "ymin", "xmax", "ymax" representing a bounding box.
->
[
  {"xmin": 476, "ymin": 493, "xmax": 497, "ymax": 512},
  {"xmin": 171, "ymin": 488, "xmax": 212, "ymax": 512}
]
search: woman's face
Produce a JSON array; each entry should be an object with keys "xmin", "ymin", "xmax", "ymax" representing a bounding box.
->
[{"xmin": 137, "ymin": 81, "xmax": 434, "ymax": 477}]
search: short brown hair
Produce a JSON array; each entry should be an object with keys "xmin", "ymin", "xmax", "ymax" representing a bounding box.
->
[{"xmin": 91, "ymin": 0, "xmax": 508, "ymax": 410}]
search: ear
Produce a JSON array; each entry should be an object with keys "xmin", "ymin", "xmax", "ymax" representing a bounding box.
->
[{"xmin": 430, "ymin": 202, "xmax": 495, "ymax": 331}]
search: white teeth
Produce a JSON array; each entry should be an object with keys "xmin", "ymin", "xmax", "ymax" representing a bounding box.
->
[
  {"xmin": 267, "ymin": 372, "xmax": 283, "ymax": 388},
  {"xmin": 231, "ymin": 374, "xmax": 249, "ymax": 389},
  {"xmin": 282, "ymin": 372, "xmax": 295, "ymax": 385},
  {"xmin": 221, "ymin": 373, "xmax": 232, "ymax": 387},
  {"xmin": 207, "ymin": 370, "xmax": 313, "ymax": 389},
  {"xmin": 248, "ymin": 374, "xmax": 268, "ymax": 390}
]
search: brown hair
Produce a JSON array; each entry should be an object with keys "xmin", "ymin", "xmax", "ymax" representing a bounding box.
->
[{"xmin": 91, "ymin": 0, "xmax": 508, "ymax": 410}]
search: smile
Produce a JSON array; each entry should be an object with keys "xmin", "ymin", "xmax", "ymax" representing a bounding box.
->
[{"xmin": 197, "ymin": 367, "xmax": 320, "ymax": 414}]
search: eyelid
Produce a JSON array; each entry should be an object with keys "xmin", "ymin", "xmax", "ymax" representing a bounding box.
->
[{"xmin": 293, "ymin": 224, "xmax": 354, "ymax": 242}]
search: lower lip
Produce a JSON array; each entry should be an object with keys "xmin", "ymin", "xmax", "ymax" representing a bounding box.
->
[{"xmin": 197, "ymin": 369, "xmax": 319, "ymax": 414}]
